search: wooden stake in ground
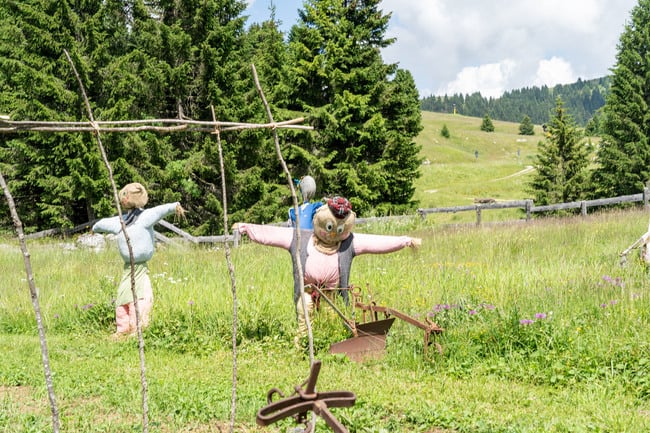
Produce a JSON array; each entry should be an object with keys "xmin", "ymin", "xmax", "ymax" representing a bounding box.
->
[
  {"xmin": 250, "ymin": 64, "xmax": 316, "ymax": 365},
  {"xmin": 210, "ymin": 105, "xmax": 239, "ymax": 433},
  {"xmin": 0, "ymin": 169, "xmax": 60, "ymax": 433},
  {"xmin": 64, "ymin": 49, "xmax": 151, "ymax": 433}
]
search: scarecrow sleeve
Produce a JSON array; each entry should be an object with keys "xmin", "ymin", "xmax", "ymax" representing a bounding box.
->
[
  {"xmin": 236, "ymin": 223, "xmax": 293, "ymax": 250},
  {"xmin": 92, "ymin": 215, "xmax": 123, "ymax": 234},
  {"xmin": 352, "ymin": 233, "xmax": 420, "ymax": 255},
  {"xmin": 138, "ymin": 202, "xmax": 180, "ymax": 228}
]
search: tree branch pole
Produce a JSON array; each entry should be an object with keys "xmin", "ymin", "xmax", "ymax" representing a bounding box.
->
[
  {"xmin": 0, "ymin": 117, "xmax": 313, "ymax": 134},
  {"xmin": 64, "ymin": 49, "xmax": 150, "ymax": 433},
  {"xmin": 0, "ymin": 169, "xmax": 60, "ymax": 433},
  {"xmin": 250, "ymin": 64, "xmax": 316, "ymax": 365},
  {"xmin": 210, "ymin": 105, "xmax": 239, "ymax": 433}
]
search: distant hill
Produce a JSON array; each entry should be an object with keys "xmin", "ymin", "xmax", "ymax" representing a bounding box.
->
[{"xmin": 420, "ymin": 76, "xmax": 610, "ymax": 127}]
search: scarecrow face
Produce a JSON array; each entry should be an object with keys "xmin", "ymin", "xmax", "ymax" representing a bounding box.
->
[
  {"xmin": 119, "ymin": 190, "xmax": 130, "ymax": 208},
  {"xmin": 313, "ymin": 197, "xmax": 355, "ymax": 247}
]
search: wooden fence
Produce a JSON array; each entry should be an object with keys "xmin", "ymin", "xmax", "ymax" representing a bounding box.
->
[
  {"xmin": 416, "ymin": 188, "xmax": 649, "ymax": 226},
  {"xmin": 23, "ymin": 188, "xmax": 650, "ymax": 245}
]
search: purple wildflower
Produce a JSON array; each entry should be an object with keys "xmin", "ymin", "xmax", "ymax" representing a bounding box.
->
[
  {"xmin": 468, "ymin": 309, "xmax": 477, "ymax": 315},
  {"xmin": 519, "ymin": 319, "xmax": 534, "ymax": 325},
  {"xmin": 534, "ymin": 313, "xmax": 547, "ymax": 320}
]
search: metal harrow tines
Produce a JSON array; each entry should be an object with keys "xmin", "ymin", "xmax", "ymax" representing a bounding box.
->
[{"xmin": 256, "ymin": 360, "xmax": 356, "ymax": 433}]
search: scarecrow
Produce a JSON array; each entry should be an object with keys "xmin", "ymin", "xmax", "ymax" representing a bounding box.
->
[
  {"xmin": 288, "ymin": 175, "xmax": 322, "ymax": 230},
  {"xmin": 236, "ymin": 196, "xmax": 421, "ymax": 346},
  {"xmin": 92, "ymin": 182, "xmax": 185, "ymax": 337}
]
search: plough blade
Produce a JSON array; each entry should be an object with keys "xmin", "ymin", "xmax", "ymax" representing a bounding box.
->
[{"xmin": 329, "ymin": 318, "xmax": 395, "ymax": 362}]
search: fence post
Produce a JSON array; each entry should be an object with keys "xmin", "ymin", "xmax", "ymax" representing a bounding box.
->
[
  {"xmin": 476, "ymin": 206, "xmax": 482, "ymax": 226},
  {"xmin": 526, "ymin": 200, "xmax": 532, "ymax": 221},
  {"xmin": 644, "ymin": 187, "xmax": 649, "ymax": 209},
  {"xmin": 233, "ymin": 229, "xmax": 240, "ymax": 248},
  {"xmin": 581, "ymin": 201, "xmax": 587, "ymax": 217}
]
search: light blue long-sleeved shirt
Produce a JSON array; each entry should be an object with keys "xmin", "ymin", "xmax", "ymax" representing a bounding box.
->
[{"xmin": 92, "ymin": 203, "xmax": 179, "ymax": 263}]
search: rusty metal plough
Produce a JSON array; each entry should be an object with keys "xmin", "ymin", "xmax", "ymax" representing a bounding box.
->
[
  {"xmin": 314, "ymin": 284, "xmax": 444, "ymax": 362},
  {"xmin": 256, "ymin": 360, "xmax": 356, "ymax": 433}
]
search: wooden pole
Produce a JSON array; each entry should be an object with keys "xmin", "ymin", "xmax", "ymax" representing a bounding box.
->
[
  {"xmin": 64, "ymin": 49, "xmax": 150, "ymax": 433},
  {"xmin": 0, "ymin": 169, "xmax": 61, "ymax": 433}
]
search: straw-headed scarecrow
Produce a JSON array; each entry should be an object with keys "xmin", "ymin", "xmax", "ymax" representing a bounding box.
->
[{"xmin": 92, "ymin": 182, "xmax": 184, "ymax": 337}]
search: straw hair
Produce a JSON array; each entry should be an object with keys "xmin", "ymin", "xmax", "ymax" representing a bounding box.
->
[{"xmin": 119, "ymin": 182, "xmax": 148, "ymax": 209}]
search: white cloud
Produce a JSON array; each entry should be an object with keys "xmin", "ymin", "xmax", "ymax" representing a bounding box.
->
[
  {"xmin": 439, "ymin": 60, "xmax": 517, "ymax": 98},
  {"xmin": 381, "ymin": 0, "xmax": 637, "ymax": 97},
  {"xmin": 533, "ymin": 57, "xmax": 576, "ymax": 88}
]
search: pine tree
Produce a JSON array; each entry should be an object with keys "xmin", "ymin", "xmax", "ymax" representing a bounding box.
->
[
  {"xmin": 0, "ymin": 0, "xmax": 107, "ymax": 229},
  {"xmin": 441, "ymin": 124, "xmax": 450, "ymax": 138},
  {"xmin": 283, "ymin": 0, "xmax": 422, "ymax": 215},
  {"xmin": 480, "ymin": 113, "xmax": 494, "ymax": 132},
  {"xmin": 591, "ymin": 0, "xmax": 650, "ymax": 198},
  {"xmin": 519, "ymin": 115, "xmax": 535, "ymax": 135},
  {"xmin": 527, "ymin": 98, "xmax": 590, "ymax": 205}
]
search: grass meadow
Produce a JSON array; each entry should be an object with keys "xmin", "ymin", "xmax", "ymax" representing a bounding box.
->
[{"xmin": 2, "ymin": 113, "xmax": 650, "ymax": 432}]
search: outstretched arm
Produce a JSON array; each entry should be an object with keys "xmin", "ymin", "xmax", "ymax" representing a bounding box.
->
[
  {"xmin": 234, "ymin": 223, "xmax": 294, "ymax": 250},
  {"xmin": 138, "ymin": 202, "xmax": 181, "ymax": 227},
  {"xmin": 92, "ymin": 215, "xmax": 122, "ymax": 234},
  {"xmin": 352, "ymin": 232, "xmax": 421, "ymax": 255}
]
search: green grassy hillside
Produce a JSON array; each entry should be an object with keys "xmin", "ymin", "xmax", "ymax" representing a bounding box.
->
[{"xmin": 414, "ymin": 112, "xmax": 541, "ymax": 211}]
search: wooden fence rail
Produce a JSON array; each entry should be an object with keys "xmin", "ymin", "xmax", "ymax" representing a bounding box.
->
[
  {"xmin": 416, "ymin": 188, "xmax": 649, "ymax": 226},
  {"xmin": 22, "ymin": 188, "xmax": 650, "ymax": 245}
]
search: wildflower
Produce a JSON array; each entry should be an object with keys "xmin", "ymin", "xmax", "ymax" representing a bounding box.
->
[
  {"xmin": 468, "ymin": 309, "xmax": 477, "ymax": 315},
  {"xmin": 609, "ymin": 300, "xmax": 618, "ymax": 306},
  {"xmin": 520, "ymin": 319, "xmax": 534, "ymax": 325},
  {"xmin": 54, "ymin": 314, "xmax": 60, "ymax": 319},
  {"xmin": 600, "ymin": 303, "xmax": 608, "ymax": 308},
  {"xmin": 534, "ymin": 313, "xmax": 547, "ymax": 320},
  {"xmin": 188, "ymin": 300, "xmax": 195, "ymax": 306}
]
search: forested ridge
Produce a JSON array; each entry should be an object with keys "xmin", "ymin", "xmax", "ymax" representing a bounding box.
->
[{"xmin": 420, "ymin": 76, "xmax": 610, "ymax": 127}]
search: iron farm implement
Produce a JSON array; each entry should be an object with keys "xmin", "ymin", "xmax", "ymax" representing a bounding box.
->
[
  {"xmin": 313, "ymin": 285, "xmax": 444, "ymax": 362},
  {"xmin": 256, "ymin": 360, "xmax": 356, "ymax": 433}
]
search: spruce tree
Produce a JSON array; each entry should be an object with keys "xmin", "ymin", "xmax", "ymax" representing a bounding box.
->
[
  {"xmin": 480, "ymin": 113, "xmax": 495, "ymax": 132},
  {"xmin": 283, "ymin": 0, "xmax": 422, "ymax": 215},
  {"xmin": 527, "ymin": 98, "xmax": 590, "ymax": 205},
  {"xmin": 0, "ymin": 0, "xmax": 106, "ymax": 230},
  {"xmin": 591, "ymin": 0, "xmax": 650, "ymax": 197},
  {"xmin": 519, "ymin": 115, "xmax": 535, "ymax": 135}
]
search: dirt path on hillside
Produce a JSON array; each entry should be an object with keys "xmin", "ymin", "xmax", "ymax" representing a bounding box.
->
[{"xmin": 491, "ymin": 165, "xmax": 534, "ymax": 181}]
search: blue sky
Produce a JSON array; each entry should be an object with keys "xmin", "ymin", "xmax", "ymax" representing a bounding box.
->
[{"xmin": 244, "ymin": 0, "xmax": 639, "ymax": 98}]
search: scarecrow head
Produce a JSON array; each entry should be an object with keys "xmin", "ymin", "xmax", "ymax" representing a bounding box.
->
[
  {"xmin": 119, "ymin": 182, "xmax": 148, "ymax": 210},
  {"xmin": 312, "ymin": 196, "xmax": 355, "ymax": 254}
]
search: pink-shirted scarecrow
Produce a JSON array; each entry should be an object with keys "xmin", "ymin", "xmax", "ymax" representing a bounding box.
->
[
  {"xmin": 236, "ymin": 196, "xmax": 421, "ymax": 345},
  {"xmin": 92, "ymin": 182, "xmax": 184, "ymax": 338}
]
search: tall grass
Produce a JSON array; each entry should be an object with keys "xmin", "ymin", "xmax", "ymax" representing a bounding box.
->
[{"xmin": 2, "ymin": 208, "xmax": 650, "ymax": 432}]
